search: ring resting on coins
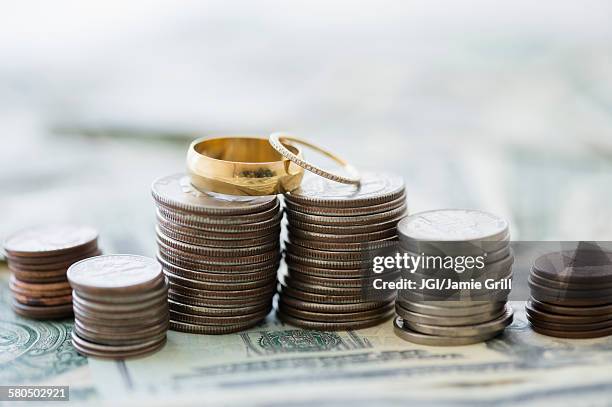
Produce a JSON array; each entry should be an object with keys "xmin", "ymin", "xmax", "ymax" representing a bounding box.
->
[{"xmin": 187, "ymin": 136, "xmax": 305, "ymax": 196}]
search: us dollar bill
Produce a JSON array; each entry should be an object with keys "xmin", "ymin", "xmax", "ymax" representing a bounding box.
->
[{"xmin": 3, "ymin": 269, "xmax": 612, "ymax": 406}]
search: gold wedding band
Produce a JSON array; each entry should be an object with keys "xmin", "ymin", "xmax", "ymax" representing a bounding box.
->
[
  {"xmin": 187, "ymin": 136, "xmax": 305, "ymax": 196},
  {"xmin": 268, "ymin": 133, "xmax": 360, "ymax": 185}
]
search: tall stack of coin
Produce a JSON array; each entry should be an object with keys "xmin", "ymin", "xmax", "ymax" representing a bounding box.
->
[
  {"xmin": 394, "ymin": 209, "xmax": 514, "ymax": 346},
  {"xmin": 278, "ymin": 172, "xmax": 407, "ymax": 330},
  {"xmin": 527, "ymin": 249, "xmax": 612, "ymax": 339},
  {"xmin": 4, "ymin": 225, "xmax": 100, "ymax": 319},
  {"xmin": 67, "ymin": 255, "xmax": 169, "ymax": 358},
  {"xmin": 151, "ymin": 174, "xmax": 281, "ymax": 334}
]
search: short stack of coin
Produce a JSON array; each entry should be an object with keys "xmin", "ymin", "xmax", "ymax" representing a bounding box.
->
[
  {"xmin": 527, "ymin": 249, "xmax": 612, "ymax": 339},
  {"xmin": 277, "ymin": 172, "xmax": 407, "ymax": 330},
  {"xmin": 394, "ymin": 209, "xmax": 514, "ymax": 346},
  {"xmin": 67, "ymin": 255, "xmax": 169, "ymax": 358},
  {"xmin": 151, "ymin": 173, "xmax": 280, "ymax": 334},
  {"xmin": 4, "ymin": 225, "xmax": 100, "ymax": 319}
]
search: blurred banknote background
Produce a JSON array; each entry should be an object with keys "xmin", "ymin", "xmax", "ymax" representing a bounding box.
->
[{"xmin": 1, "ymin": 1, "xmax": 612, "ymax": 406}]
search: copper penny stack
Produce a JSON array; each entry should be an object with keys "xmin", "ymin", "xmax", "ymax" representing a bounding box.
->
[
  {"xmin": 67, "ymin": 254, "xmax": 169, "ymax": 358},
  {"xmin": 277, "ymin": 172, "xmax": 407, "ymax": 330},
  {"xmin": 151, "ymin": 174, "xmax": 281, "ymax": 334},
  {"xmin": 527, "ymin": 249, "xmax": 612, "ymax": 339},
  {"xmin": 4, "ymin": 225, "xmax": 100, "ymax": 319}
]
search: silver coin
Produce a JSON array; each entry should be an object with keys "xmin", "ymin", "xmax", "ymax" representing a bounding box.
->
[
  {"xmin": 151, "ymin": 173, "xmax": 277, "ymax": 215},
  {"xmin": 156, "ymin": 199, "xmax": 280, "ymax": 225},
  {"xmin": 398, "ymin": 209, "xmax": 509, "ymax": 243},
  {"xmin": 156, "ymin": 230, "xmax": 279, "ymax": 257},
  {"xmin": 396, "ymin": 298, "xmax": 507, "ymax": 317},
  {"xmin": 157, "ymin": 208, "xmax": 282, "ymax": 233},
  {"xmin": 156, "ymin": 214, "xmax": 281, "ymax": 240},
  {"xmin": 402, "ymin": 305, "xmax": 513, "ymax": 337},
  {"xmin": 287, "ymin": 235, "xmax": 397, "ymax": 253},
  {"xmin": 285, "ymin": 172, "xmax": 405, "ymax": 208},
  {"xmin": 395, "ymin": 302, "xmax": 507, "ymax": 326},
  {"xmin": 287, "ymin": 202, "xmax": 408, "ymax": 226},
  {"xmin": 394, "ymin": 317, "xmax": 500, "ymax": 346},
  {"xmin": 285, "ymin": 194, "xmax": 406, "ymax": 217},
  {"xmin": 287, "ymin": 214, "xmax": 406, "ymax": 235},
  {"xmin": 156, "ymin": 224, "xmax": 278, "ymax": 248}
]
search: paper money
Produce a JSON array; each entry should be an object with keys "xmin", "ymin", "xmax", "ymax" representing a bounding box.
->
[{"xmin": 3, "ymin": 267, "xmax": 612, "ymax": 406}]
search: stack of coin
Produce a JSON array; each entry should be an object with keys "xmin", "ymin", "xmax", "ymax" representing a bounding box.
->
[
  {"xmin": 4, "ymin": 225, "xmax": 100, "ymax": 319},
  {"xmin": 278, "ymin": 172, "xmax": 407, "ymax": 330},
  {"xmin": 394, "ymin": 209, "xmax": 514, "ymax": 345},
  {"xmin": 67, "ymin": 254, "xmax": 169, "ymax": 358},
  {"xmin": 151, "ymin": 174, "xmax": 281, "ymax": 334},
  {"xmin": 527, "ymin": 249, "xmax": 612, "ymax": 339}
]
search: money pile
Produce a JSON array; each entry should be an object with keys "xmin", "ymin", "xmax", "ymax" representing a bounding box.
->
[
  {"xmin": 67, "ymin": 254, "xmax": 169, "ymax": 358},
  {"xmin": 4, "ymin": 225, "xmax": 100, "ymax": 319},
  {"xmin": 278, "ymin": 172, "xmax": 406, "ymax": 330},
  {"xmin": 527, "ymin": 249, "xmax": 612, "ymax": 338},
  {"xmin": 394, "ymin": 209, "xmax": 514, "ymax": 346},
  {"xmin": 152, "ymin": 174, "xmax": 280, "ymax": 334}
]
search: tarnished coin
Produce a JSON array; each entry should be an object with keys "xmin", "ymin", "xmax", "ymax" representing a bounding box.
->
[
  {"xmin": 73, "ymin": 300, "xmax": 168, "ymax": 321},
  {"xmin": 168, "ymin": 290, "xmax": 272, "ymax": 309},
  {"xmin": 168, "ymin": 280, "xmax": 276, "ymax": 299},
  {"xmin": 402, "ymin": 306, "xmax": 513, "ymax": 337},
  {"xmin": 277, "ymin": 308, "xmax": 395, "ymax": 331},
  {"xmin": 156, "ymin": 207, "xmax": 282, "ymax": 233},
  {"xmin": 156, "ymin": 228, "xmax": 278, "ymax": 257},
  {"xmin": 151, "ymin": 173, "xmax": 277, "ymax": 215},
  {"xmin": 532, "ymin": 250, "xmax": 612, "ymax": 285},
  {"xmin": 529, "ymin": 298, "xmax": 612, "ymax": 317},
  {"xmin": 530, "ymin": 271, "xmax": 612, "ymax": 291},
  {"xmin": 393, "ymin": 317, "xmax": 500, "ymax": 346},
  {"xmin": 288, "ymin": 226, "xmax": 397, "ymax": 244},
  {"xmin": 72, "ymin": 290, "xmax": 167, "ymax": 313},
  {"xmin": 169, "ymin": 307, "xmax": 270, "ymax": 325},
  {"xmin": 288, "ymin": 235, "xmax": 397, "ymax": 253},
  {"xmin": 157, "ymin": 224, "xmax": 278, "ymax": 248},
  {"xmin": 13, "ymin": 293, "xmax": 72, "ymax": 307},
  {"xmin": 157, "ymin": 199, "xmax": 281, "ymax": 225},
  {"xmin": 76, "ymin": 278, "xmax": 168, "ymax": 304},
  {"xmin": 396, "ymin": 298, "xmax": 506, "ymax": 317},
  {"xmin": 285, "ymin": 263, "xmax": 369, "ymax": 279},
  {"xmin": 287, "ymin": 215, "xmax": 406, "ymax": 235},
  {"xmin": 530, "ymin": 324, "xmax": 612, "ymax": 339},
  {"xmin": 279, "ymin": 283, "xmax": 393, "ymax": 305},
  {"xmin": 398, "ymin": 209, "xmax": 509, "ymax": 243},
  {"xmin": 74, "ymin": 310, "xmax": 169, "ymax": 328},
  {"xmin": 287, "ymin": 270, "xmax": 386, "ymax": 289},
  {"xmin": 168, "ymin": 299, "xmax": 270, "ymax": 317},
  {"xmin": 169, "ymin": 319, "xmax": 262, "ymax": 335},
  {"xmin": 159, "ymin": 256, "xmax": 277, "ymax": 283},
  {"xmin": 10, "ymin": 268, "xmax": 69, "ymax": 284},
  {"xmin": 526, "ymin": 301, "xmax": 612, "ymax": 324},
  {"xmin": 68, "ymin": 255, "xmax": 163, "ymax": 295},
  {"xmin": 156, "ymin": 214, "xmax": 281, "ymax": 240},
  {"xmin": 526, "ymin": 314, "xmax": 612, "ymax": 332},
  {"xmin": 157, "ymin": 252, "xmax": 279, "ymax": 274},
  {"xmin": 74, "ymin": 323, "xmax": 168, "ymax": 346},
  {"xmin": 278, "ymin": 301, "xmax": 395, "ymax": 322},
  {"xmin": 4, "ymin": 224, "xmax": 98, "ymax": 258},
  {"xmin": 282, "ymin": 274, "xmax": 364, "ymax": 296},
  {"xmin": 6, "ymin": 247, "xmax": 101, "ymax": 267},
  {"xmin": 286, "ymin": 202, "xmax": 408, "ymax": 226},
  {"xmin": 285, "ymin": 252, "xmax": 371, "ymax": 270},
  {"xmin": 12, "ymin": 301, "xmax": 73, "ymax": 319},
  {"xmin": 395, "ymin": 302, "xmax": 506, "ymax": 326},
  {"xmin": 285, "ymin": 172, "xmax": 405, "ymax": 208},
  {"xmin": 71, "ymin": 331, "xmax": 166, "ymax": 359},
  {"xmin": 164, "ymin": 270, "xmax": 276, "ymax": 291},
  {"xmin": 528, "ymin": 277, "xmax": 612, "ymax": 304},
  {"xmin": 280, "ymin": 295, "xmax": 392, "ymax": 313},
  {"xmin": 285, "ymin": 241, "xmax": 377, "ymax": 262},
  {"xmin": 285, "ymin": 194, "xmax": 406, "ymax": 217},
  {"xmin": 157, "ymin": 239, "xmax": 279, "ymax": 266}
]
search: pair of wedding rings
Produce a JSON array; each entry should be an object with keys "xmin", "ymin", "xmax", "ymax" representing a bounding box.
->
[{"xmin": 186, "ymin": 133, "xmax": 360, "ymax": 196}]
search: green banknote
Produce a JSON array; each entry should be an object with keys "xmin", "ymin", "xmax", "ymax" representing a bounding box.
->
[{"xmin": 3, "ymin": 268, "xmax": 612, "ymax": 406}]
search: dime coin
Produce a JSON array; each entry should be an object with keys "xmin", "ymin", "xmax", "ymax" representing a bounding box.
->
[{"xmin": 285, "ymin": 194, "xmax": 407, "ymax": 217}]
